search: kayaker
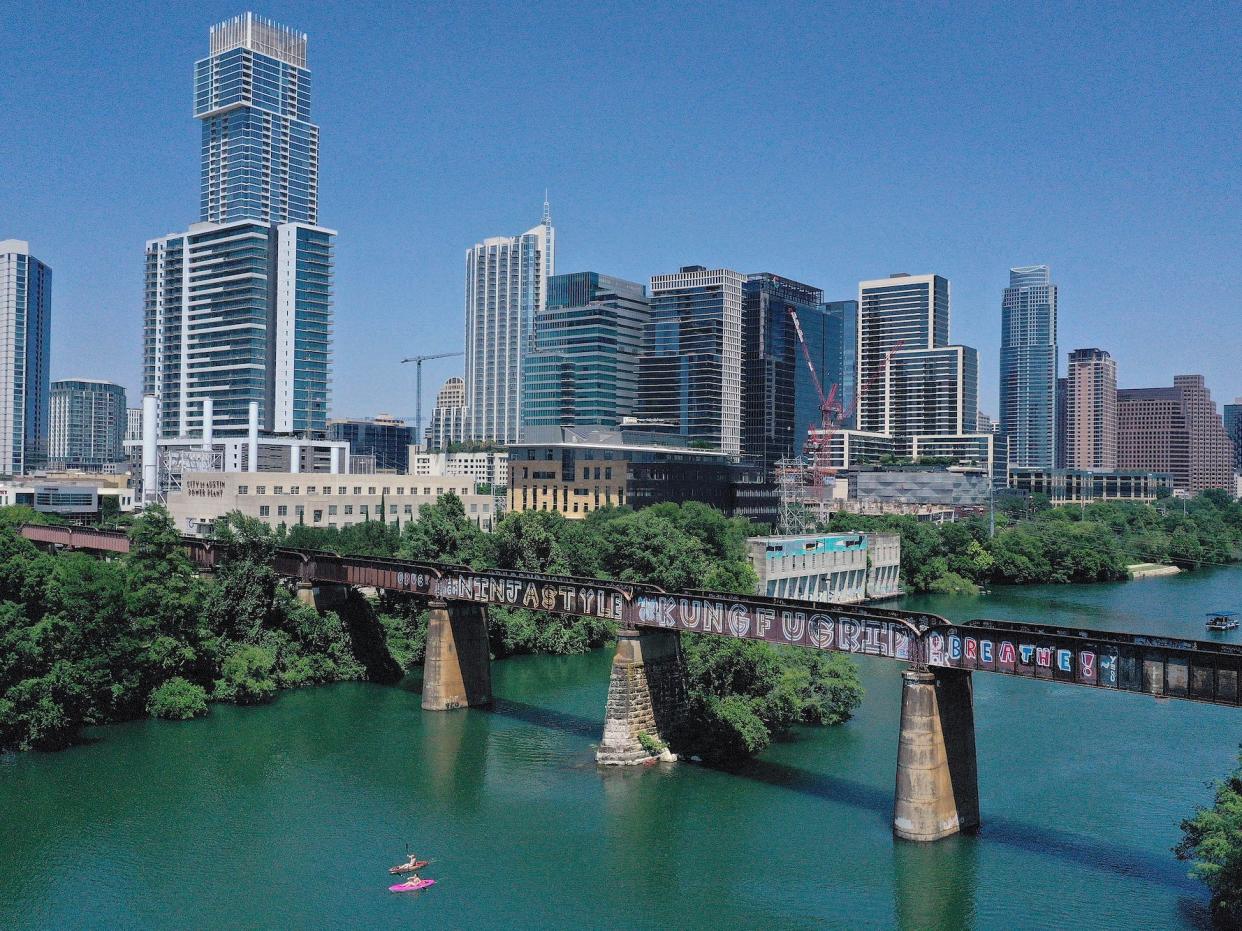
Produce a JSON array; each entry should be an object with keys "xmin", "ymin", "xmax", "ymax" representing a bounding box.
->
[{"xmin": 402, "ymin": 854, "xmax": 421, "ymax": 869}]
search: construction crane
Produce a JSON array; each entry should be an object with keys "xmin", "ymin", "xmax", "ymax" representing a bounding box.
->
[{"xmin": 401, "ymin": 352, "xmax": 464, "ymax": 444}]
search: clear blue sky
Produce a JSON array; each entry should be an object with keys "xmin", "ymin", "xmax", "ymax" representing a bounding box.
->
[{"xmin": 2, "ymin": 0, "xmax": 1239, "ymax": 420}]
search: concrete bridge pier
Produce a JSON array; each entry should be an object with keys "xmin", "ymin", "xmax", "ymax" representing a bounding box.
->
[
  {"xmin": 597, "ymin": 628, "xmax": 688, "ymax": 765},
  {"xmin": 893, "ymin": 668, "xmax": 980, "ymax": 842},
  {"xmin": 421, "ymin": 600, "xmax": 492, "ymax": 711},
  {"xmin": 295, "ymin": 581, "xmax": 350, "ymax": 612}
]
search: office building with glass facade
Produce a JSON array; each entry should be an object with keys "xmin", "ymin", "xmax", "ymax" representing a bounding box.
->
[
  {"xmin": 1223, "ymin": 400, "xmax": 1242, "ymax": 473},
  {"xmin": 0, "ymin": 240, "xmax": 51, "ymax": 475},
  {"xmin": 145, "ymin": 15, "xmax": 335, "ymax": 439},
  {"xmin": 999, "ymin": 265, "xmax": 1058, "ymax": 468},
  {"xmin": 635, "ymin": 266, "xmax": 744, "ymax": 455},
  {"xmin": 522, "ymin": 272, "xmax": 648, "ymax": 431},
  {"xmin": 741, "ymin": 274, "xmax": 856, "ymax": 468},
  {"xmin": 463, "ymin": 203, "xmax": 555, "ymax": 444},
  {"xmin": 50, "ymin": 379, "xmax": 127, "ymax": 470},
  {"xmin": 327, "ymin": 415, "xmax": 414, "ymax": 472}
]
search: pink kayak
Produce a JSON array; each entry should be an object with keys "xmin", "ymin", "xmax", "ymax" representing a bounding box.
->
[{"xmin": 389, "ymin": 879, "xmax": 436, "ymax": 893}]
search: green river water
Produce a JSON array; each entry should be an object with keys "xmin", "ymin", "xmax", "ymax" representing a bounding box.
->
[{"xmin": 3, "ymin": 566, "xmax": 1242, "ymax": 929}]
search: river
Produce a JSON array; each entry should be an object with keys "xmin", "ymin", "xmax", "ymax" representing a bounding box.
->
[{"xmin": 3, "ymin": 566, "xmax": 1241, "ymax": 929}]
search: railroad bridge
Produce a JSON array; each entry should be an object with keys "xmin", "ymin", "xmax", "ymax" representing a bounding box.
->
[{"xmin": 22, "ymin": 524, "xmax": 1242, "ymax": 843}]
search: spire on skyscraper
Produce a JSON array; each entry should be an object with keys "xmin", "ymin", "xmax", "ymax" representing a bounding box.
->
[{"xmin": 542, "ymin": 191, "xmax": 551, "ymax": 225}]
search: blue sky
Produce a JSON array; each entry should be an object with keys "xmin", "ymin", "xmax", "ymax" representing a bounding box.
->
[{"xmin": 2, "ymin": 0, "xmax": 1239, "ymax": 420}]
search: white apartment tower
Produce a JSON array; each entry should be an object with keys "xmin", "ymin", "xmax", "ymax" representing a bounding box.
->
[{"xmin": 463, "ymin": 201, "xmax": 555, "ymax": 444}]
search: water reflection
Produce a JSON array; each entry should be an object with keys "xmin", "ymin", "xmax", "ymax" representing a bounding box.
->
[{"xmin": 892, "ymin": 835, "xmax": 977, "ymax": 930}]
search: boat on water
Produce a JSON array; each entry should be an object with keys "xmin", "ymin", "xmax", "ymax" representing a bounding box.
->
[
  {"xmin": 1206, "ymin": 610, "xmax": 1239, "ymax": 631},
  {"xmin": 389, "ymin": 879, "xmax": 436, "ymax": 893},
  {"xmin": 388, "ymin": 859, "xmax": 429, "ymax": 875}
]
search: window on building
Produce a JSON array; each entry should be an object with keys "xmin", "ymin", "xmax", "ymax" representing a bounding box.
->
[
  {"xmin": 256, "ymin": 486, "xmax": 267, "ymax": 495},
  {"xmin": 470, "ymin": 503, "xmax": 477, "ymax": 512},
  {"xmin": 238, "ymin": 485, "xmax": 249, "ymax": 495},
  {"xmin": 403, "ymin": 504, "xmax": 413, "ymax": 515},
  {"xmin": 259, "ymin": 505, "xmax": 269, "ymax": 516},
  {"xmin": 360, "ymin": 505, "xmax": 369, "ymax": 516},
  {"xmin": 277, "ymin": 505, "xmax": 287, "ymax": 517},
  {"xmin": 328, "ymin": 505, "xmax": 337, "ymax": 515},
  {"xmin": 274, "ymin": 486, "xmax": 284, "ymax": 495},
  {"xmin": 368, "ymin": 487, "xmax": 376, "ymax": 495},
  {"xmin": 344, "ymin": 505, "xmax": 353, "ymax": 515},
  {"xmin": 382, "ymin": 487, "xmax": 390, "ymax": 495},
  {"xmin": 397, "ymin": 487, "xmax": 405, "ymax": 495},
  {"xmin": 423, "ymin": 487, "xmax": 431, "ymax": 495},
  {"xmin": 322, "ymin": 486, "xmax": 331, "ymax": 495},
  {"xmin": 295, "ymin": 505, "xmax": 304, "ymax": 517},
  {"xmin": 338, "ymin": 487, "xmax": 346, "ymax": 495},
  {"xmin": 604, "ymin": 467, "xmax": 612, "ymax": 480},
  {"xmin": 307, "ymin": 486, "xmax": 316, "ymax": 495},
  {"xmin": 290, "ymin": 486, "xmax": 299, "ymax": 496},
  {"xmin": 353, "ymin": 487, "xmax": 361, "ymax": 495},
  {"xmin": 389, "ymin": 505, "xmax": 397, "ymax": 514}
]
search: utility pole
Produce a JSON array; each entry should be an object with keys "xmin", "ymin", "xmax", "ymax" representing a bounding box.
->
[{"xmin": 401, "ymin": 352, "xmax": 464, "ymax": 446}]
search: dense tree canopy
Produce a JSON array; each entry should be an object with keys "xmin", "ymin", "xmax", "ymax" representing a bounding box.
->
[
  {"xmin": 1177, "ymin": 748, "xmax": 1242, "ymax": 927},
  {"xmin": 830, "ymin": 494, "xmax": 1242, "ymax": 592}
]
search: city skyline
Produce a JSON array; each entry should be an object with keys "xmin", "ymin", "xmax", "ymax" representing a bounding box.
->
[{"xmin": 2, "ymin": 3, "xmax": 1239, "ymax": 419}]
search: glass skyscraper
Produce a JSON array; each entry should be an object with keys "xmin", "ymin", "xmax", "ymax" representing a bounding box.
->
[
  {"xmin": 741, "ymin": 274, "xmax": 849, "ymax": 468},
  {"xmin": 0, "ymin": 240, "xmax": 51, "ymax": 474},
  {"xmin": 49, "ymin": 379, "xmax": 127, "ymax": 470},
  {"xmin": 523, "ymin": 272, "xmax": 649, "ymax": 431},
  {"xmin": 144, "ymin": 14, "xmax": 335, "ymax": 439},
  {"xmin": 196, "ymin": 13, "xmax": 318, "ymax": 225},
  {"xmin": 635, "ymin": 266, "xmax": 744, "ymax": 455},
  {"xmin": 999, "ymin": 265, "xmax": 1058, "ymax": 468},
  {"xmin": 463, "ymin": 202, "xmax": 555, "ymax": 444}
]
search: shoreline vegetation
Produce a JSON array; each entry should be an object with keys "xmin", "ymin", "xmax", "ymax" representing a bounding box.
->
[
  {"xmin": 0, "ymin": 499, "xmax": 862, "ymax": 764},
  {"xmin": 827, "ymin": 490, "xmax": 1242, "ymax": 596}
]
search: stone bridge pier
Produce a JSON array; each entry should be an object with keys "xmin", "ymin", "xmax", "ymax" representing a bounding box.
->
[
  {"xmin": 597, "ymin": 628, "xmax": 688, "ymax": 765},
  {"xmin": 422, "ymin": 600, "xmax": 492, "ymax": 711},
  {"xmin": 893, "ymin": 667, "xmax": 979, "ymax": 841}
]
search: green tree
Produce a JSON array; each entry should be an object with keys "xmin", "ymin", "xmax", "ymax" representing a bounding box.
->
[
  {"xmin": 147, "ymin": 677, "xmax": 209, "ymax": 719},
  {"xmin": 398, "ymin": 494, "xmax": 488, "ymax": 566},
  {"xmin": 1176, "ymin": 749, "xmax": 1242, "ymax": 927}
]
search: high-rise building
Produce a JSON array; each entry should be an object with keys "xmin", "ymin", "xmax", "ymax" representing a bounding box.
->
[
  {"xmin": 1065, "ymin": 348, "xmax": 1117, "ymax": 470},
  {"xmin": 635, "ymin": 266, "xmax": 744, "ymax": 455},
  {"xmin": 463, "ymin": 202, "xmax": 555, "ymax": 444},
  {"xmin": 741, "ymin": 273, "xmax": 830, "ymax": 467},
  {"xmin": 426, "ymin": 377, "xmax": 466, "ymax": 450},
  {"xmin": 822, "ymin": 300, "xmax": 858, "ymax": 429},
  {"xmin": 856, "ymin": 274, "xmax": 977, "ymax": 439},
  {"xmin": 999, "ymin": 265, "xmax": 1058, "ymax": 468},
  {"xmin": 522, "ymin": 272, "xmax": 649, "ymax": 431},
  {"xmin": 977, "ymin": 411, "xmax": 994, "ymax": 434},
  {"xmin": 857, "ymin": 274, "xmax": 950, "ymax": 435},
  {"xmin": 196, "ymin": 13, "xmax": 318, "ymax": 225},
  {"xmin": 327, "ymin": 415, "xmax": 414, "ymax": 472},
  {"xmin": 49, "ymin": 380, "xmax": 127, "ymax": 470},
  {"xmin": 126, "ymin": 407, "xmax": 144, "ymax": 443},
  {"xmin": 1224, "ymin": 400, "xmax": 1242, "ymax": 472},
  {"xmin": 1118, "ymin": 375, "xmax": 1233, "ymax": 494},
  {"xmin": 889, "ymin": 345, "xmax": 978, "ymax": 436},
  {"xmin": 1054, "ymin": 378, "xmax": 1067, "ymax": 468},
  {"xmin": 145, "ymin": 15, "xmax": 335, "ymax": 439},
  {"xmin": 0, "ymin": 240, "xmax": 51, "ymax": 474}
]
